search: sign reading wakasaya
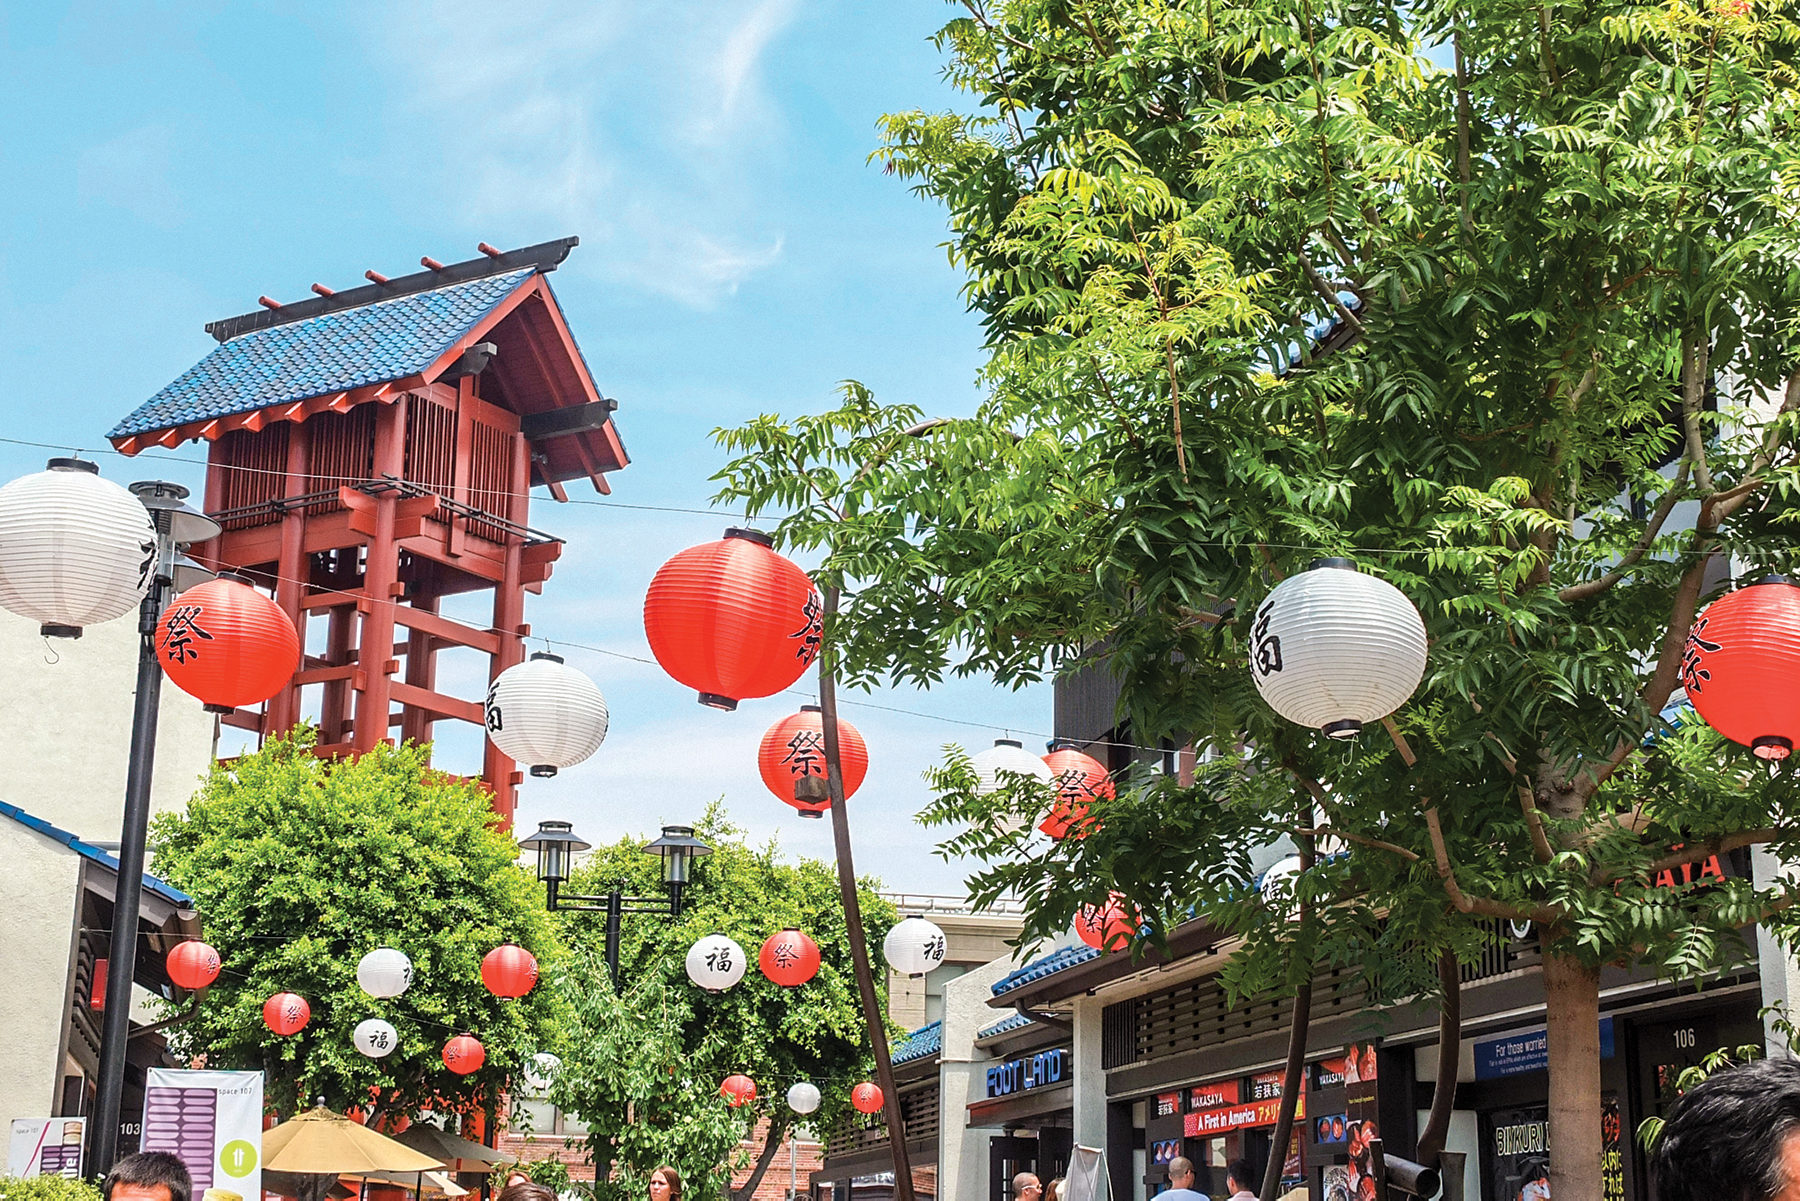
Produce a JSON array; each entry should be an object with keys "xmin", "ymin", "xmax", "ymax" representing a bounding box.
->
[{"xmin": 1184, "ymin": 1093, "xmax": 1305, "ymax": 1137}]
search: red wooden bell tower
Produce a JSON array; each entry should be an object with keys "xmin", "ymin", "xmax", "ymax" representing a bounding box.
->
[{"xmin": 109, "ymin": 238, "xmax": 626, "ymax": 823}]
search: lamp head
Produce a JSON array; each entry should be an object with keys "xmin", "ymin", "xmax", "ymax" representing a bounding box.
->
[
  {"xmin": 645, "ymin": 824, "xmax": 712, "ymax": 885},
  {"xmin": 519, "ymin": 820, "xmax": 590, "ymax": 884}
]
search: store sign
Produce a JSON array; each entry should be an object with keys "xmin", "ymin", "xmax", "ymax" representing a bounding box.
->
[
  {"xmin": 1154, "ymin": 1091, "xmax": 1181, "ymax": 1118},
  {"xmin": 1189, "ymin": 1081, "xmax": 1240, "ymax": 1109},
  {"xmin": 1184, "ymin": 1092, "xmax": 1304, "ymax": 1137},
  {"xmin": 141, "ymin": 1068, "xmax": 264, "ymax": 1201},
  {"xmin": 1250, "ymin": 1070, "xmax": 1285, "ymax": 1100},
  {"xmin": 1475, "ymin": 1018, "xmax": 1614, "ymax": 1080},
  {"xmin": 986, "ymin": 1048, "xmax": 1069, "ymax": 1098}
]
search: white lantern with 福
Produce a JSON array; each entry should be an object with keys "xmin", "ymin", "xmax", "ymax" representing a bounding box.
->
[
  {"xmin": 0, "ymin": 459, "xmax": 156, "ymax": 637},
  {"xmin": 786, "ymin": 1082, "xmax": 821, "ymax": 1115},
  {"xmin": 353, "ymin": 1018, "xmax": 399, "ymax": 1058},
  {"xmin": 484, "ymin": 652, "xmax": 610, "ymax": 777},
  {"xmin": 1260, "ymin": 855, "xmax": 1305, "ymax": 920},
  {"xmin": 1248, "ymin": 558, "xmax": 1428, "ymax": 739},
  {"xmin": 356, "ymin": 947, "xmax": 413, "ymax": 999},
  {"xmin": 882, "ymin": 916, "xmax": 949, "ymax": 977},
  {"xmin": 523, "ymin": 1052, "xmax": 562, "ymax": 1092},
  {"xmin": 685, "ymin": 933, "xmax": 747, "ymax": 992}
]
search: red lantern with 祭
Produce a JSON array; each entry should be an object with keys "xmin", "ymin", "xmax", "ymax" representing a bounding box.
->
[
  {"xmin": 263, "ymin": 992, "xmax": 310, "ymax": 1036},
  {"xmin": 759, "ymin": 928, "xmax": 821, "ymax": 986},
  {"xmin": 155, "ymin": 573, "xmax": 301, "ymax": 713},
  {"xmin": 443, "ymin": 1034, "xmax": 486, "ymax": 1075},
  {"xmin": 758, "ymin": 706, "xmax": 868, "ymax": 816},
  {"xmin": 480, "ymin": 944, "xmax": 539, "ymax": 998},
  {"xmin": 1039, "ymin": 745, "xmax": 1113, "ymax": 839},
  {"xmin": 1680, "ymin": 576, "xmax": 1800, "ymax": 761},
  {"xmin": 851, "ymin": 1082, "xmax": 884, "ymax": 1114},
  {"xmin": 642, "ymin": 529, "xmax": 823, "ymax": 710},
  {"xmin": 166, "ymin": 940, "xmax": 221, "ymax": 991},
  {"xmin": 1076, "ymin": 894, "xmax": 1137, "ymax": 952},
  {"xmin": 720, "ymin": 1074, "xmax": 757, "ymax": 1106}
]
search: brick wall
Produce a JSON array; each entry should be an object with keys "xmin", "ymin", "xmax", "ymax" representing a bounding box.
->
[{"xmin": 497, "ymin": 1115, "xmax": 824, "ymax": 1199}]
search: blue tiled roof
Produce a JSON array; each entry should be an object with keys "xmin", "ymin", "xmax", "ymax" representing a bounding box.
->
[
  {"xmin": 1262, "ymin": 291, "xmax": 1363, "ymax": 377},
  {"xmin": 892, "ymin": 1020, "xmax": 942, "ymax": 1065},
  {"xmin": 992, "ymin": 944, "xmax": 1102, "ymax": 997},
  {"xmin": 978, "ymin": 1012, "xmax": 1035, "ymax": 1040},
  {"xmin": 0, "ymin": 799, "xmax": 192, "ymax": 905},
  {"xmin": 110, "ymin": 269, "xmax": 536, "ymax": 438}
]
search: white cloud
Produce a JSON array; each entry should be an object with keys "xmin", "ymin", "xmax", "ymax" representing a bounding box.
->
[{"xmin": 364, "ymin": 0, "xmax": 794, "ymax": 307}]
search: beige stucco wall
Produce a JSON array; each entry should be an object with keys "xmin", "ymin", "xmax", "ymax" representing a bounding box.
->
[
  {"xmin": 0, "ymin": 820, "xmax": 84, "ymax": 1121},
  {"xmin": 0, "ymin": 608, "xmax": 218, "ymax": 843}
]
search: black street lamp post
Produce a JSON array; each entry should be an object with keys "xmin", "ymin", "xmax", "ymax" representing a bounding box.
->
[
  {"xmin": 519, "ymin": 820, "xmax": 711, "ymax": 987},
  {"xmin": 90, "ymin": 480, "xmax": 220, "ymax": 1175}
]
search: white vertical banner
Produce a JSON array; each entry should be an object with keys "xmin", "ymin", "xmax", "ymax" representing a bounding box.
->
[
  {"xmin": 1065, "ymin": 1145, "xmax": 1108, "ymax": 1201},
  {"xmin": 142, "ymin": 1069, "xmax": 264, "ymax": 1201},
  {"xmin": 7, "ymin": 1118, "xmax": 86, "ymax": 1178}
]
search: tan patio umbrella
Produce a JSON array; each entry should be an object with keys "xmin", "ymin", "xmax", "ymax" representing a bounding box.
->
[
  {"xmin": 391, "ymin": 1125, "xmax": 516, "ymax": 1174},
  {"xmin": 263, "ymin": 1108, "xmax": 443, "ymax": 1201},
  {"xmin": 347, "ymin": 1170, "xmax": 470, "ymax": 1197}
]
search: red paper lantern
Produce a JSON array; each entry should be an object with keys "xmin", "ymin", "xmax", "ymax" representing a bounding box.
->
[
  {"xmin": 1076, "ymin": 894, "xmax": 1137, "ymax": 952},
  {"xmin": 166, "ymin": 940, "xmax": 221, "ymax": 991},
  {"xmin": 643, "ymin": 529, "xmax": 822, "ymax": 710},
  {"xmin": 1681, "ymin": 577, "xmax": 1800, "ymax": 760},
  {"xmin": 851, "ymin": 1082, "xmax": 883, "ymax": 1114},
  {"xmin": 759, "ymin": 928, "xmax": 821, "ymax": 987},
  {"xmin": 263, "ymin": 992, "xmax": 310, "ymax": 1036},
  {"xmin": 758, "ymin": 706, "xmax": 868, "ymax": 816},
  {"xmin": 1038, "ymin": 746, "xmax": 1113, "ymax": 840},
  {"xmin": 155, "ymin": 573, "xmax": 300, "ymax": 713},
  {"xmin": 480, "ymin": 944, "xmax": 539, "ymax": 998},
  {"xmin": 720, "ymin": 1074, "xmax": 758, "ymax": 1106},
  {"xmin": 443, "ymin": 1034, "xmax": 486, "ymax": 1075}
]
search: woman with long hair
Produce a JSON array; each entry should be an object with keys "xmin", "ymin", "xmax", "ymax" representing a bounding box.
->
[{"xmin": 648, "ymin": 1165, "xmax": 682, "ymax": 1201}]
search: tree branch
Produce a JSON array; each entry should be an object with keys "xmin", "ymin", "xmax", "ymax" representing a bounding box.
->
[
  {"xmin": 1628, "ymin": 828, "xmax": 1790, "ymax": 883},
  {"xmin": 1681, "ymin": 331, "xmax": 1717, "ymax": 495},
  {"xmin": 1453, "ymin": 34, "xmax": 1474, "ymax": 244},
  {"xmin": 1382, "ymin": 716, "xmax": 1418, "ymax": 768},
  {"xmin": 1705, "ymin": 364, "xmax": 1800, "ymax": 523},
  {"xmin": 1518, "ymin": 786, "xmax": 1555, "ymax": 865},
  {"xmin": 1298, "ymin": 246, "xmax": 1365, "ymax": 335},
  {"xmin": 1294, "ymin": 826, "xmax": 1421, "ymax": 862},
  {"xmin": 1423, "ymin": 804, "xmax": 1560, "ymax": 923},
  {"xmin": 1558, "ymin": 460, "xmax": 1691, "ymax": 601}
]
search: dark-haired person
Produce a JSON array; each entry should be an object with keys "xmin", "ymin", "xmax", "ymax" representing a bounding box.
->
[
  {"xmin": 1651, "ymin": 1057, "xmax": 1800, "ymax": 1201},
  {"xmin": 1225, "ymin": 1159, "xmax": 1258, "ymax": 1201},
  {"xmin": 497, "ymin": 1181, "xmax": 555, "ymax": 1201},
  {"xmin": 103, "ymin": 1152, "xmax": 192, "ymax": 1201}
]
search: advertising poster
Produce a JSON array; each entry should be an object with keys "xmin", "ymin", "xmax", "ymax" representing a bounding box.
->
[
  {"xmin": 7, "ymin": 1118, "xmax": 85, "ymax": 1178},
  {"xmin": 1484, "ymin": 1093, "xmax": 1621, "ymax": 1201},
  {"xmin": 1312, "ymin": 1042, "xmax": 1379, "ymax": 1201},
  {"xmin": 142, "ymin": 1068, "xmax": 264, "ymax": 1201}
]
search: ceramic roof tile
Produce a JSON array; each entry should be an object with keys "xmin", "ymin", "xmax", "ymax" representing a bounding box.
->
[
  {"xmin": 977, "ymin": 1012, "xmax": 1035, "ymax": 1040},
  {"xmin": 892, "ymin": 1019, "xmax": 943, "ymax": 1065},
  {"xmin": 110, "ymin": 269, "xmax": 535, "ymax": 439},
  {"xmin": 991, "ymin": 944, "xmax": 1102, "ymax": 997}
]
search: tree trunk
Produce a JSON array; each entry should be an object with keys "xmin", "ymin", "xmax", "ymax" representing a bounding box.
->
[
  {"xmin": 734, "ymin": 1113, "xmax": 791, "ymax": 1201},
  {"xmin": 1542, "ymin": 948, "xmax": 1602, "ymax": 1201},
  {"xmin": 1416, "ymin": 949, "xmax": 1462, "ymax": 1164}
]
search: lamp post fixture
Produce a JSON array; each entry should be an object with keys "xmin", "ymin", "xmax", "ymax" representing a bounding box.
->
[
  {"xmin": 520, "ymin": 820, "xmax": 711, "ymax": 987},
  {"xmin": 91, "ymin": 480, "xmax": 220, "ymax": 1174}
]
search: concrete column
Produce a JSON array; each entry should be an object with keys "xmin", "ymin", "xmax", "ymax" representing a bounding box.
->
[
  {"xmin": 939, "ymin": 957, "xmax": 1020, "ymax": 1201},
  {"xmin": 1753, "ymin": 846, "xmax": 1800, "ymax": 1056},
  {"xmin": 1070, "ymin": 994, "xmax": 1108, "ymax": 1153}
]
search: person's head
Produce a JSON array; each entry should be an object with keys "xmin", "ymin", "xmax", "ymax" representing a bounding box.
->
[
  {"xmin": 103, "ymin": 1152, "xmax": 192, "ymax": 1201},
  {"xmin": 1046, "ymin": 1178, "xmax": 1065, "ymax": 1201},
  {"xmin": 496, "ymin": 1182, "xmax": 554, "ymax": 1201},
  {"xmin": 1226, "ymin": 1159, "xmax": 1255, "ymax": 1196},
  {"xmin": 1169, "ymin": 1157, "xmax": 1196, "ymax": 1190},
  {"xmin": 649, "ymin": 1165, "xmax": 682, "ymax": 1201},
  {"xmin": 504, "ymin": 1172, "xmax": 531, "ymax": 1190},
  {"xmin": 1651, "ymin": 1058, "xmax": 1800, "ymax": 1201},
  {"xmin": 1013, "ymin": 1172, "xmax": 1042, "ymax": 1201}
]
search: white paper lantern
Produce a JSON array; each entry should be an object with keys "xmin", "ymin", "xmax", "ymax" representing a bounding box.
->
[
  {"xmin": 353, "ymin": 1018, "xmax": 399, "ymax": 1058},
  {"xmin": 0, "ymin": 460, "xmax": 156, "ymax": 636},
  {"xmin": 523, "ymin": 1052, "xmax": 562, "ymax": 1092},
  {"xmin": 1248, "ymin": 558, "xmax": 1428, "ymax": 738},
  {"xmin": 1260, "ymin": 855, "xmax": 1304, "ymax": 918},
  {"xmin": 356, "ymin": 947, "xmax": 413, "ymax": 999},
  {"xmin": 685, "ymin": 933, "xmax": 747, "ymax": 992},
  {"xmin": 970, "ymin": 738, "xmax": 1055, "ymax": 793},
  {"xmin": 882, "ymin": 916, "xmax": 949, "ymax": 977},
  {"xmin": 484, "ymin": 652, "xmax": 610, "ymax": 777},
  {"xmin": 786, "ymin": 1081, "xmax": 821, "ymax": 1115}
]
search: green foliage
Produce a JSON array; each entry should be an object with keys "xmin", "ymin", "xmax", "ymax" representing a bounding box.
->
[
  {"xmin": 148, "ymin": 728, "xmax": 566, "ymax": 1119},
  {"xmin": 0, "ymin": 1177, "xmax": 103, "ymax": 1201},
  {"xmin": 547, "ymin": 805, "xmax": 897, "ymax": 1198},
  {"xmin": 1635, "ymin": 1043, "xmax": 1763, "ymax": 1149}
]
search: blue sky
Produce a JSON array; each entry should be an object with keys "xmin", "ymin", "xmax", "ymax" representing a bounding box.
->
[{"xmin": 0, "ymin": 1, "xmax": 1052, "ymax": 893}]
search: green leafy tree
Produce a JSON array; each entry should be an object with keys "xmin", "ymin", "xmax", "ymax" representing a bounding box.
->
[
  {"xmin": 149, "ymin": 729, "xmax": 565, "ymax": 1120},
  {"xmin": 713, "ymin": 4, "xmax": 1800, "ymax": 1200},
  {"xmin": 549, "ymin": 807, "xmax": 897, "ymax": 1201}
]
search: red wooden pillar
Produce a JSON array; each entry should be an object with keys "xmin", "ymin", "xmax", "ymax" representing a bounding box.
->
[
  {"xmin": 266, "ymin": 422, "xmax": 311, "ymax": 739},
  {"xmin": 352, "ymin": 403, "xmax": 405, "ymax": 753},
  {"xmin": 481, "ymin": 432, "xmax": 529, "ymax": 826},
  {"xmin": 399, "ymin": 587, "xmax": 439, "ymax": 747},
  {"xmin": 320, "ymin": 595, "xmax": 355, "ymax": 746}
]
